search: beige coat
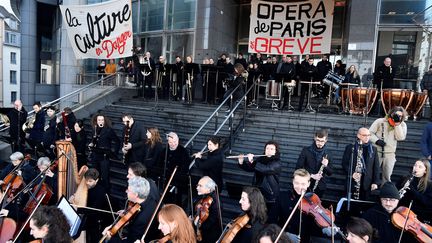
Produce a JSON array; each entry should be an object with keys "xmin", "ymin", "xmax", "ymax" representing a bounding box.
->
[{"xmin": 369, "ymin": 118, "xmax": 407, "ymax": 153}]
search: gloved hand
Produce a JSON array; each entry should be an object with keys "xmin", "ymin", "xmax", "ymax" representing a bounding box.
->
[{"xmin": 375, "ymin": 139, "xmax": 386, "ymax": 148}]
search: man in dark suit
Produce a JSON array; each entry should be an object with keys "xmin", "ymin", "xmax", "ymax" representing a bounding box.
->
[
  {"xmin": 7, "ymin": 99, "xmax": 27, "ymax": 152},
  {"xmin": 89, "ymin": 114, "xmax": 120, "ymax": 189},
  {"xmin": 342, "ymin": 127, "xmax": 381, "ymax": 201},
  {"xmin": 121, "ymin": 114, "xmax": 146, "ymax": 165},
  {"xmin": 295, "ymin": 129, "xmax": 333, "ymax": 198},
  {"xmin": 28, "ymin": 102, "xmax": 45, "ymax": 154}
]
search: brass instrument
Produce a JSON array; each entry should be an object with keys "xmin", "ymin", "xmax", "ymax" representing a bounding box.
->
[
  {"xmin": 139, "ymin": 54, "xmax": 152, "ymax": 77},
  {"xmin": 186, "ymin": 69, "xmax": 193, "ymax": 102},
  {"xmin": 312, "ymin": 155, "xmax": 328, "ymax": 192},
  {"xmin": 353, "ymin": 141, "xmax": 363, "ymax": 200},
  {"xmin": 122, "ymin": 120, "xmax": 131, "ymax": 165},
  {"xmin": 172, "ymin": 73, "xmax": 178, "ymax": 97},
  {"xmin": 399, "ymin": 172, "xmax": 415, "ymax": 199},
  {"xmin": 22, "ymin": 116, "xmax": 36, "ymax": 133}
]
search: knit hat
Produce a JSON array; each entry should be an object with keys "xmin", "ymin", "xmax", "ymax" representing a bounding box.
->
[{"xmin": 379, "ymin": 182, "xmax": 400, "ymax": 200}]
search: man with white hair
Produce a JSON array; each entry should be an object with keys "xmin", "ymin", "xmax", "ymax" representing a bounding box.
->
[
  {"xmin": 102, "ymin": 176, "xmax": 157, "ymax": 242},
  {"xmin": 0, "ymin": 152, "xmax": 32, "ymax": 183}
]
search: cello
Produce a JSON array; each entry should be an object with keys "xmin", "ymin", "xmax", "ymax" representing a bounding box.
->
[
  {"xmin": 1, "ymin": 154, "xmax": 32, "ymax": 199},
  {"xmin": 391, "ymin": 206, "xmax": 432, "ymax": 243},
  {"xmin": 301, "ymin": 192, "xmax": 347, "ymax": 240}
]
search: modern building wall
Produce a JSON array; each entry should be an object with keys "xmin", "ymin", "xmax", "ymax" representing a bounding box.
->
[
  {"xmin": 3, "ymin": 45, "xmax": 20, "ymax": 107},
  {"xmin": 0, "ymin": 19, "xmax": 3, "ymax": 107}
]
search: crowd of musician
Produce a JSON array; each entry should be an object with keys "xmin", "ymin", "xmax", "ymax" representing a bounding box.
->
[{"xmin": 1, "ymin": 94, "xmax": 431, "ymax": 243}]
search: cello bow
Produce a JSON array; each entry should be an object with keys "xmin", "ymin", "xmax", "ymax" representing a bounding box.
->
[{"xmin": 140, "ymin": 166, "xmax": 178, "ymax": 241}]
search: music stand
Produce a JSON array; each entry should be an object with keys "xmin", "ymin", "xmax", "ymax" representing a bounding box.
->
[
  {"xmin": 57, "ymin": 196, "xmax": 82, "ymax": 238},
  {"xmin": 300, "ymin": 80, "xmax": 321, "ymax": 113}
]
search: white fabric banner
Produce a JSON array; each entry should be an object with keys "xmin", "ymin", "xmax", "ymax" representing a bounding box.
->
[
  {"xmin": 59, "ymin": 0, "xmax": 133, "ymax": 59},
  {"xmin": 248, "ymin": 0, "xmax": 334, "ymax": 55}
]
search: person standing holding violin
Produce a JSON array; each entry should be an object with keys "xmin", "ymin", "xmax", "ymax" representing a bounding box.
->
[
  {"xmin": 397, "ymin": 158, "xmax": 432, "ymax": 223},
  {"xmin": 362, "ymin": 182, "xmax": 415, "ymax": 243},
  {"xmin": 102, "ymin": 176, "xmax": 157, "ymax": 242},
  {"xmin": 238, "ymin": 141, "xmax": 281, "ymax": 224},
  {"xmin": 342, "ymin": 127, "xmax": 381, "ymax": 200},
  {"xmin": 121, "ymin": 114, "xmax": 147, "ymax": 165},
  {"xmin": 296, "ymin": 129, "xmax": 333, "ymax": 198},
  {"xmin": 219, "ymin": 186, "xmax": 267, "ymax": 243},
  {"xmin": 193, "ymin": 137, "xmax": 224, "ymax": 190},
  {"xmin": 194, "ymin": 176, "xmax": 221, "ymax": 243}
]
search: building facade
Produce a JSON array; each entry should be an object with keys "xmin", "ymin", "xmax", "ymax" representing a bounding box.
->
[{"xmin": 3, "ymin": 0, "xmax": 432, "ymax": 107}]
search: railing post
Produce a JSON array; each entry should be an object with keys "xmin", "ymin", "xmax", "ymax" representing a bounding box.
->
[
  {"xmin": 79, "ymin": 91, "xmax": 84, "ymax": 104},
  {"xmin": 215, "ymin": 112, "xmax": 218, "ymax": 133}
]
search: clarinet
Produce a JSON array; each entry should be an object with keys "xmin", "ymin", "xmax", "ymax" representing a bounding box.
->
[
  {"xmin": 353, "ymin": 141, "xmax": 363, "ymax": 200},
  {"xmin": 87, "ymin": 125, "xmax": 99, "ymax": 161},
  {"xmin": 312, "ymin": 155, "xmax": 328, "ymax": 192},
  {"xmin": 399, "ymin": 172, "xmax": 415, "ymax": 199},
  {"xmin": 122, "ymin": 120, "xmax": 131, "ymax": 165}
]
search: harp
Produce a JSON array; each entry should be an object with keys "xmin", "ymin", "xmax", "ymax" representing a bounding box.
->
[{"xmin": 56, "ymin": 141, "xmax": 88, "ymax": 206}]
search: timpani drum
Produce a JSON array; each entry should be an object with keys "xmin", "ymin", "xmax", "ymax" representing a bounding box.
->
[
  {"xmin": 349, "ymin": 87, "xmax": 378, "ymax": 115},
  {"xmin": 381, "ymin": 89, "xmax": 414, "ymax": 115},
  {"xmin": 266, "ymin": 80, "xmax": 282, "ymax": 100},
  {"xmin": 406, "ymin": 92, "xmax": 428, "ymax": 118}
]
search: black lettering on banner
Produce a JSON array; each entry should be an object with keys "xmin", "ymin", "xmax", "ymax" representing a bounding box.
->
[
  {"xmin": 73, "ymin": 3, "xmax": 131, "ymax": 54},
  {"xmin": 270, "ymin": 22, "xmax": 283, "ymax": 36},
  {"xmin": 254, "ymin": 20, "xmax": 270, "ymax": 34},
  {"xmin": 312, "ymin": 1, "xmax": 326, "ymax": 18},
  {"xmin": 271, "ymin": 4, "xmax": 284, "ymax": 20},
  {"xmin": 311, "ymin": 19, "xmax": 326, "ymax": 35},
  {"xmin": 65, "ymin": 8, "xmax": 81, "ymax": 27},
  {"xmin": 298, "ymin": 3, "xmax": 312, "ymax": 19},
  {"xmin": 257, "ymin": 3, "xmax": 270, "ymax": 19}
]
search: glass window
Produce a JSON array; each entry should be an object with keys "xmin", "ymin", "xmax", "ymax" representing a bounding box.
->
[
  {"xmin": 10, "ymin": 52, "xmax": 16, "ymax": 64},
  {"xmin": 41, "ymin": 69, "xmax": 47, "ymax": 84},
  {"xmin": 11, "ymin": 92, "xmax": 16, "ymax": 103},
  {"xmin": 379, "ymin": 0, "xmax": 427, "ymax": 24},
  {"xmin": 132, "ymin": 1, "xmax": 139, "ymax": 34},
  {"xmin": 168, "ymin": 33, "xmax": 194, "ymax": 63},
  {"xmin": 140, "ymin": 36, "xmax": 163, "ymax": 60},
  {"xmin": 10, "ymin": 71, "xmax": 17, "ymax": 84},
  {"xmin": 140, "ymin": 0, "xmax": 164, "ymax": 32},
  {"xmin": 238, "ymin": 4, "xmax": 251, "ymax": 41},
  {"xmin": 167, "ymin": 0, "xmax": 196, "ymax": 30}
]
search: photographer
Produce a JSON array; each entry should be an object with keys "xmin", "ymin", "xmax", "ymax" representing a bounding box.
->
[{"xmin": 369, "ymin": 106, "xmax": 407, "ymax": 183}]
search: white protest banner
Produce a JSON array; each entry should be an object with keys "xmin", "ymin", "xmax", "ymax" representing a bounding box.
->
[
  {"xmin": 248, "ymin": 0, "xmax": 334, "ymax": 55},
  {"xmin": 59, "ymin": 0, "xmax": 133, "ymax": 59}
]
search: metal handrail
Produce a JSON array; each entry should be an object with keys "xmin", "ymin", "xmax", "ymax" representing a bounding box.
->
[
  {"xmin": 184, "ymin": 82, "xmax": 243, "ymax": 148},
  {"xmin": 0, "ymin": 73, "xmax": 116, "ymax": 132},
  {"xmin": 188, "ymin": 81, "xmax": 257, "ymax": 170}
]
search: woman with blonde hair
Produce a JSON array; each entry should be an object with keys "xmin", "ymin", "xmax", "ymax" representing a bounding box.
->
[
  {"xmin": 398, "ymin": 158, "xmax": 432, "ymax": 222},
  {"xmin": 156, "ymin": 204, "xmax": 196, "ymax": 243}
]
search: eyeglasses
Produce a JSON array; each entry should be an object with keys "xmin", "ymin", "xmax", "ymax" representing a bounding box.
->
[
  {"xmin": 359, "ymin": 134, "xmax": 371, "ymax": 137},
  {"xmin": 381, "ymin": 198, "xmax": 398, "ymax": 203}
]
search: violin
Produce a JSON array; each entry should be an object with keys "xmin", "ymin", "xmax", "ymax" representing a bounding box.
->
[
  {"xmin": 391, "ymin": 206, "xmax": 432, "ymax": 243},
  {"xmin": 195, "ymin": 196, "xmax": 213, "ymax": 241},
  {"xmin": 99, "ymin": 202, "xmax": 141, "ymax": 243},
  {"xmin": 301, "ymin": 192, "xmax": 347, "ymax": 240},
  {"xmin": 217, "ymin": 214, "xmax": 250, "ymax": 243}
]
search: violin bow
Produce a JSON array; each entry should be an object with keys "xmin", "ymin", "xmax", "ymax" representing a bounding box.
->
[
  {"xmin": 330, "ymin": 205, "xmax": 334, "ymax": 243},
  {"xmin": 276, "ymin": 190, "xmax": 305, "ymax": 242},
  {"xmin": 215, "ymin": 185, "xmax": 223, "ymax": 232},
  {"xmin": 12, "ymin": 193, "xmax": 46, "ymax": 243},
  {"xmin": 105, "ymin": 194, "xmax": 116, "ymax": 221},
  {"xmin": 140, "ymin": 166, "xmax": 178, "ymax": 241},
  {"xmin": 397, "ymin": 200, "xmax": 413, "ymax": 243}
]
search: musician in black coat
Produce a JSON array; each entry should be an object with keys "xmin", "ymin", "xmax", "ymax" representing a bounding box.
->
[
  {"xmin": 374, "ymin": 57, "xmax": 395, "ymax": 90},
  {"xmin": 42, "ymin": 106, "xmax": 57, "ymax": 158},
  {"xmin": 89, "ymin": 114, "xmax": 120, "ymax": 190},
  {"xmin": 238, "ymin": 141, "xmax": 281, "ymax": 224},
  {"xmin": 72, "ymin": 119, "xmax": 88, "ymax": 169},
  {"xmin": 102, "ymin": 177, "xmax": 157, "ymax": 243},
  {"xmin": 172, "ymin": 56, "xmax": 184, "ymax": 101},
  {"xmin": 398, "ymin": 159, "xmax": 432, "ymax": 222},
  {"xmin": 143, "ymin": 127, "xmax": 163, "ymax": 176},
  {"xmin": 57, "ymin": 107, "xmax": 76, "ymax": 140},
  {"xmin": 316, "ymin": 55, "xmax": 332, "ymax": 81},
  {"xmin": 298, "ymin": 58, "xmax": 318, "ymax": 111},
  {"xmin": 193, "ymin": 136, "xmax": 224, "ymax": 190},
  {"xmin": 28, "ymin": 102, "xmax": 46, "ymax": 151},
  {"xmin": 223, "ymin": 63, "xmax": 245, "ymax": 110},
  {"xmin": 342, "ymin": 128, "xmax": 381, "ymax": 201},
  {"xmin": 121, "ymin": 114, "xmax": 147, "ymax": 165},
  {"xmin": 194, "ymin": 176, "xmax": 222, "ymax": 243},
  {"xmin": 161, "ymin": 132, "xmax": 191, "ymax": 206},
  {"xmin": 7, "ymin": 99, "xmax": 27, "ymax": 152},
  {"xmin": 295, "ymin": 129, "xmax": 333, "ymax": 198}
]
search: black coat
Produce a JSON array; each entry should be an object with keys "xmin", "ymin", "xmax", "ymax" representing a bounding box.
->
[
  {"xmin": 91, "ymin": 126, "xmax": 120, "ymax": 162},
  {"xmin": 296, "ymin": 144, "xmax": 333, "ymax": 195},
  {"xmin": 164, "ymin": 144, "xmax": 191, "ymax": 187},
  {"xmin": 123, "ymin": 121, "xmax": 147, "ymax": 164},
  {"xmin": 239, "ymin": 155, "xmax": 281, "ymax": 202},
  {"xmin": 195, "ymin": 148, "xmax": 224, "ymax": 190},
  {"xmin": 144, "ymin": 142, "xmax": 163, "ymax": 168},
  {"xmin": 362, "ymin": 204, "xmax": 414, "ymax": 243},
  {"xmin": 316, "ymin": 60, "xmax": 332, "ymax": 80},
  {"xmin": 29, "ymin": 110, "xmax": 45, "ymax": 142},
  {"xmin": 125, "ymin": 200, "xmax": 158, "ymax": 243},
  {"xmin": 398, "ymin": 176, "xmax": 432, "ymax": 222},
  {"xmin": 7, "ymin": 107, "xmax": 27, "ymax": 141},
  {"xmin": 231, "ymin": 213, "xmax": 264, "ymax": 243},
  {"xmin": 342, "ymin": 142, "xmax": 381, "ymax": 200},
  {"xmin": 58, "ymin": 112, "xmax": 76, "ymax": 140},
  {"xmin": 43, "ymin": 116, "xmax": 57, "ymax": 148},
  {"xmin": 374, "ymin": 64, "xmax": 395, "ymax": 89},
  {"xmin": 300, "ymin": 64, "xmax": 318, "ymax": 81},
  {"xmin": 226, "ymin": 76, "xmax": 245, "ymax": 102},
  {"xmin": 195, "ymin": 192, "xmax": 222, "ymax": 243}
]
